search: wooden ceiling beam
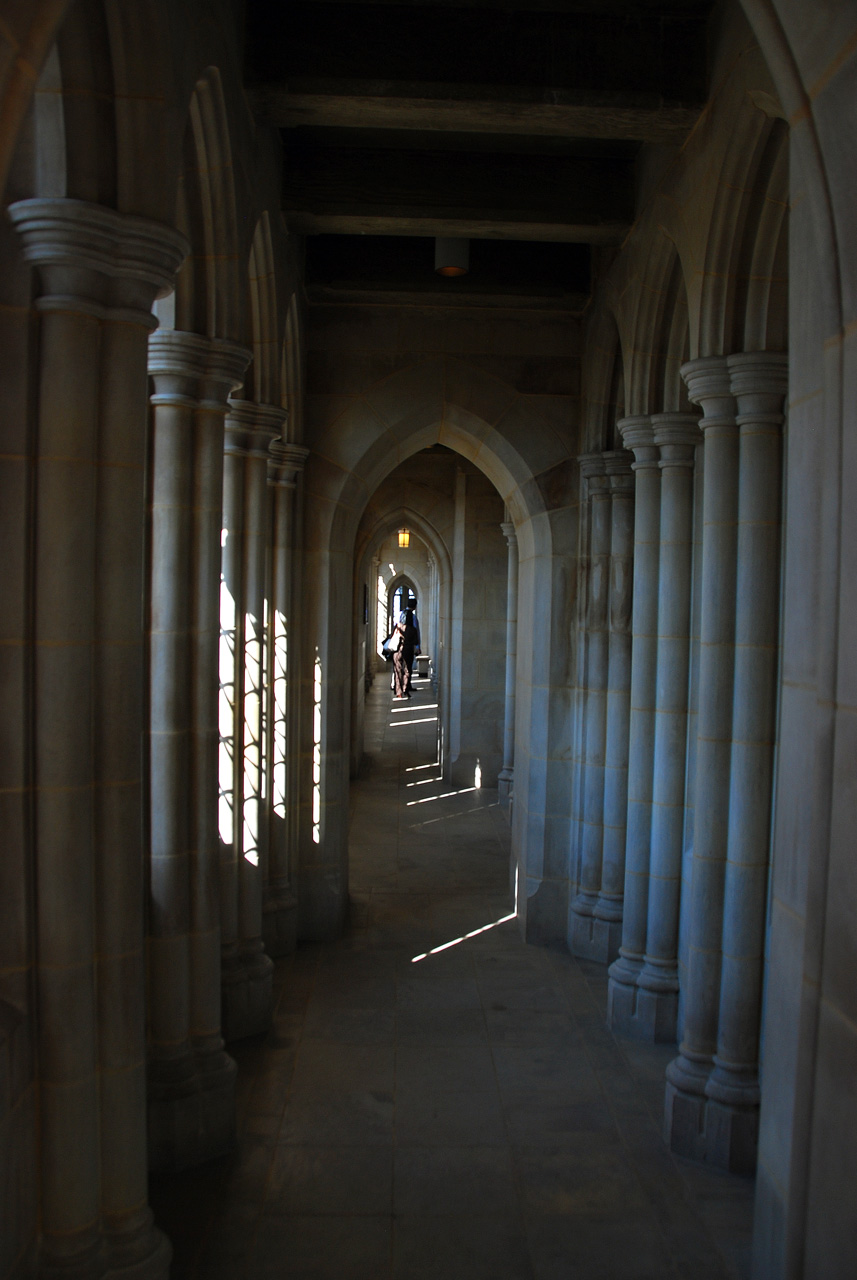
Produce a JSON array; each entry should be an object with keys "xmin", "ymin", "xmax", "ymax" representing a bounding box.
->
[{"xmin": 253, "ymin": 86, "xmax": 700, "ymax": 144}]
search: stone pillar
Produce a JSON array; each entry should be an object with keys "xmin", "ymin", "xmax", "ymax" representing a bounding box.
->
[
  {"xmin": 608, "ymin": 417, "xmax": 660, "ymax": 1030},
  {"xmin": 666, "ymin": 353, "xmax": 787, "ymax": 1173},
  {"xmin": 264, "ymin": 438, "xmax": 308, "ymax": 957},
  {"xmin": 590, "ymin": 456, "xmax": 635, "ymax": 962},
  {"xmin": 146, "ymin": 331, "xmax": 250, "ymax": 1172},
  {"xmin": 497, "ymin": 519, "xmax": 518, "ymax": 809},
  {"xmin": 632, "ymin": 414, "xmax": 701, "ymax": 1039},
  {"xmin": 219, "ymin": 399, "xmax": 279, "ymax": 1039},
  {"xmin": 665, "ymin": 358, "xmax": 738, "ymax": 1113},
  {"xmin": 8, "ymin": 198, "xmax": 186, "ymax": 1279},
  {"xmin": 571, "ymin": 451, "xmax": 630, "ymax": 959}
]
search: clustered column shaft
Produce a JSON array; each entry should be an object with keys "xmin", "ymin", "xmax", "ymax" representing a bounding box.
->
[
  {"xmin": 146, "ymin": 331, "xmax": 251, "ymax": 1172},
  {"xmin": 9, "ymin": 196, "xmax": 186, "ymax": 1280},
  {"xmin": 571, "ymin": 455, "xmax": 610, "ymax": 936},
  {"xmin": 497, "ymin": 519, "xmax": 518, "ymax": 808},
  {"xmin": 635, "ymin": 415, "xmax": 701, "ymax": 1036},
  {"xmin": 666, "ymin": 353, "xmax": 788, "ymax": 1173},
  {"xmin": 219, "ymin": 399, "xmax": 283, "ymax": 1040},
  {"xmin": 608, "ymin": 417, "xmax": 660, "ymax": 1024},
  {"xmin": 607, "ymin": 414, "xmax": 700, "ymax": 1039},
  {"xmin": 593, "ymin": 456, "xmax": 635, "ymax": 957},
  {"xmin": 571, "ymin": 450, "xmax": 634, "ymax": 963},
  {"xmin": 264, "ymin": 439, "xmax": 309, "ymax": 957}
]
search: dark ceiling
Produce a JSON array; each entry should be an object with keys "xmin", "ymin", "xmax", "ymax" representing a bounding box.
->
[{"xmin": 245, "ymin": 0, "xmax": 713, "ymax": 309}]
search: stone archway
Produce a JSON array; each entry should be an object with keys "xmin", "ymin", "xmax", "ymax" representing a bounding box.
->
[{"xmin": 298, "ymin": 359, "xmax": 579, "ymax": 947}]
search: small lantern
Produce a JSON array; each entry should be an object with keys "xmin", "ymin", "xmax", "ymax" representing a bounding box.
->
[{"xmin": 398, "ymin": 527, "xmax": 410, "ymax": 548}]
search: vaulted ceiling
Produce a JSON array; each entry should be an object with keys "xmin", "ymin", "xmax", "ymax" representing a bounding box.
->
[{"xmin": 245, "ymin": 0, "xmax": 713, "ymax": 309}]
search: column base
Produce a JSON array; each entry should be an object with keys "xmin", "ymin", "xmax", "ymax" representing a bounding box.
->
[
  {"xmin": 221, "ymin": 949, "xmax": 274, "ymax": 1042},
  {"xmin": 519, "ymin": 876, "xmax": 568, "ymax": 945},
  {"xmin": 664, "ymin": 1076, "xmax": 758, "ymax": 1174},
  {"xmin": 38, "ymin": 1221, "xmax": 171, "ymax": 1280},
  {"xmin": 147, "ymin": 1049, "xmax": 237, "ymax": 1172},
  {"xmin": 569, "ymin": 902, "xmax": 621, "ymax": 964},
  {"xmin": 105, "ymin": 1214, "xmax": 172, "ymax": 1280},
  {"xmin": 262, "ymin": 891, "xmax": 298, "ymax": 958},
  {"xmin": 607, "ymin": 973, "xmax": 677, "ymax": 1041}
]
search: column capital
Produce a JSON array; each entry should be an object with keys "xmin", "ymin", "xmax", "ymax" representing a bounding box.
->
[
  {"xmin": 500, "ymin": 520, "xmax": 517, "ymax": 547},
  {"xmin": 148, "ymin": 331, "xmax": 251, "ymax": 409},
  {"xmin": 604, "ymin": 450, "xmax": 634, "ymax": 495},
  {"xmin": 651, "ymin": 412, "xmax": 702, "ymax": 468},
  {"xmin": 226, "ymin": 398, "xmax": 287, "ymax": 458},
  {"xmin": 617, "ymin": 416, "xmax": 658, "ymax": 469},
  {"xmin": 680, "ymin": 355, "xmax": 734, "ymax": 422},
  {"xmin": 268, "ymin": 441, "xmax": 309, "ymax": 487},
  {"xmin": 727, "ymin": 353, "xmax": 788, "ymax": 430},
  {"xmin": 578, "ymin": 451, "xmax": 610, "ymax": 496},
  {"xmin": 8, "ymin": 197, "xmax": 188, "ymax": 325}
]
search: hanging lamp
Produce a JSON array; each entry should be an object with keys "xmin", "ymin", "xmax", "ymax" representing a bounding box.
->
[{"xmin": 434, "ymin": 237, "xmax": 469, "ymax": 277}]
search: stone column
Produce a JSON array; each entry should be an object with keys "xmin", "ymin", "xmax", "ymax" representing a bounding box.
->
[
  {"xmin": 608, "ymin": 417, "xmax": 660, "ymax": 1029},
  {"xmin": 497, "ymin": 519, "xmax": 518, "ymax": 809},
  {"xmin": 591, "ymin": 455, "xmax": 635, "ymax": 962},
  {"xmin": 220, "ymin": 399, "xmax": 279, "ymax": 1039},
  {"xmin": 632, "ymin": 414, "xmax": 701, "ymax": 1039},
  {"xmin": 9, "ymin": 198, "xmax": 186, "ymax": 1279},
  {"xmin": 264, "ymin": 438, "xmax": 308, "ymax": 957},
  {"xmin": 667, "ymin": 353, "xmax": 787, "ymax": 1173},
  {"xmin": 571, "ymin": 451, "xmax": 627, "ymax": 959},
  {"xmin": 146, "ymin": 331, "xmax": 250, "ymax": 1171},
  {"xmin": 665, "ymin": 358, "xmax": 738, "ymax": 1109}
]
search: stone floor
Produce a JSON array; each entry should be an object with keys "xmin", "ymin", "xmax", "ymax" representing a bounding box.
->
[{"xmin": 150, "ymin": 675, "xmax": 755, "ymax": 1279}]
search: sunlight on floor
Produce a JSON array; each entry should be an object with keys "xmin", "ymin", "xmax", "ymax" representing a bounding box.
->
[
  {"xmin": 406, "ymin": 787, "xmax": 476, "ymax": 806},
  {"xmin": 410, "ymin": 911, "xmax": 518, "ymax": 963}
]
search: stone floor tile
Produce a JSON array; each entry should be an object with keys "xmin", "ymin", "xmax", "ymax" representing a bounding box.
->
[
  {"xmin": 393, "ymin": 1145, "xmax": 518, "ymax": 1216},
  {"xmin": 266, "ymin": 1144, "xmax": 393, "ymax": 1216},
  {"xmin": 290, "ymin": 1040, "xmax": 395, "ymax": 1094},
  {"xmin": 491, "ymin": 1045, "xmax": 604, "ymax": 1101},
  {"xmin": 484, "ymin": 1008, "xmax": 581, "ymax": 1047},
  {"xmin": 513, "ymin": 1143, "xmax": 652, "ymax": 1219},
  {"xmin": 395, "ymin": 1085, "xmax": 507, "ymax": 1146},
  {"xmin": 395, "ymin": 1042, "xmax": 497, "ymax": 1093},
  {"xmin": 278, "ymin": 1090, "xmax": 394, "ymax": 1146},
  {"xmin": 395, "ymin": 1006, "xmax": 489, "ymax": 1046},
  {"xmin": 503, "ymin": 1097, "xmax": 618, "ymax": 1146},
  {"xmin": 396, "ymin": 974, "xmax": 483, "ymax": 1010},
  {"xmin": 393, "ymin": 1214, "xmax": 533, "ymax": 1280},
  {"xmin": 150, "ymin": 678, "xmax": 752, "ymax": 1280},
  {"xmin": 247, "ymin": 1215, "xmax": 392, "ymax": 1280},
  {"xmin": 526, "ymin": 1216, "xmax": 678, "ymax": 1280},
  {"xmin": 302, "ymin": 1007, "xmax": 396, "ymax": 1044}
]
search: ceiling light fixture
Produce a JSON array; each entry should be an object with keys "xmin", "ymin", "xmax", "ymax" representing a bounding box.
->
[
  {"xmin": 434, "ymin": 237, "xmax": 469, "ymax": 277},
  {"xmin": 398, "ymin": 527, "xmax": 410, "ymax": 548}
]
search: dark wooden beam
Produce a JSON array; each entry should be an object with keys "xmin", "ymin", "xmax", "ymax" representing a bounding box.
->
[
  {"xmin": 253, "ymin": 86, "xmax": 700, "ymax": 144},
  {"xmin": 283, "ymin": 145, "xmax": 633, "ymax": 243},
  {"xmin": 305, "ymin": 283, "xmax": 590, "ymax": 311}
]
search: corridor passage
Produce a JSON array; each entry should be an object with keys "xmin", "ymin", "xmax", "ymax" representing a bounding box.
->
[{"xmin": 152, "ymin": 677, "xmax": 753, "ymax": 1280}]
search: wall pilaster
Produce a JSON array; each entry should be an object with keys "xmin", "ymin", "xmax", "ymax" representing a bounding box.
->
[{"xmin": 9, "ymin": 196, "xmax": 187, "ymax": 1280}]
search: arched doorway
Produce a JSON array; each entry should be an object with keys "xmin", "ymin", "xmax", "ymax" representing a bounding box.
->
[{"xmin": 299, "ymin": 359, "xmax": 578, "ymax": 949}]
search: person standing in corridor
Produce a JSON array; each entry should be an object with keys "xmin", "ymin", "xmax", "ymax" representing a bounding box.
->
[{"xmin": 393, "ymin": 606, "xmax": 419, "ymax": 699}]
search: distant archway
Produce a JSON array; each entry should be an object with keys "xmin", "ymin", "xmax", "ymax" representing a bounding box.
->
[{"xmin": 299, "ymin": 357, "xmax": 578, "ymax": 947}]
